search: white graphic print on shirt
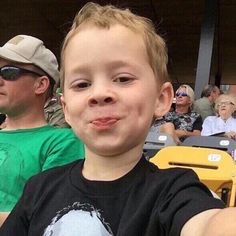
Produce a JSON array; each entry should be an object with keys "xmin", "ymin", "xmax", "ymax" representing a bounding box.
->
[{"xmin": 43, "ymin": 202, "xmax": 113, "ymax": 236}]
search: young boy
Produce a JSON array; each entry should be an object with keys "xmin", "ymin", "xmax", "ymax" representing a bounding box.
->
[{"xmin": 1, "ymin": 3, "xmax": 236, "ymax": 236}]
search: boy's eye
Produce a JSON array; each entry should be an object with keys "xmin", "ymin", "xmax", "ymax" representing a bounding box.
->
[
  {"xmin": 76, "ymin": 81, "xmax": 91, "ymax": 89},
  {"xmin": 114, "ymin": 76, "xmax": 133, "ymax": 83}
]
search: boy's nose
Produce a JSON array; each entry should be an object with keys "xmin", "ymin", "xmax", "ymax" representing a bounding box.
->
[
  {"xmin": 88, "ymin": 84, "xmax": 116, "ymax": 106},
  {"xmin": 89, "ymin": 95, "xmax": 114, "ymax": 105}
]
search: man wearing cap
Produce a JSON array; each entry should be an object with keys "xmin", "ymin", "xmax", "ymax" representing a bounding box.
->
[{"xmin": 0, "ymin": 35, "xmax": 84, "ymax": 225}]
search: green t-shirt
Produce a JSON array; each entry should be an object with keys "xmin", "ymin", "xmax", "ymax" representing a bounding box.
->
[{"xmin": 0, "ymin": 125, "xmax": 84, "ymax": 211}]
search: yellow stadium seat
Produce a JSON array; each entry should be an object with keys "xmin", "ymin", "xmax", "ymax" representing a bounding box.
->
[{"xmin": 150, "ymin": 146, "xmax": 236, "ymax": 207}]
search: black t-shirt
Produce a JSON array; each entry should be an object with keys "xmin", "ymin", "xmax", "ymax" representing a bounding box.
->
[{"xmin": 0, "ymin": 157, "xmax": 224, "ymax": 236}]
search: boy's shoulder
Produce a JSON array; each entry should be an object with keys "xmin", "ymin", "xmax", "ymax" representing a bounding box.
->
[
  {"xmin": 25, "ymin": 158, "xmax": 202, "ymax": 202},
  {"xmin": 148, "ymin": 160, "xmax": 199, "ymax": 180},
  {"xmin": 28, "ymin": 158, "xmax": 196, "ymax": 191}
]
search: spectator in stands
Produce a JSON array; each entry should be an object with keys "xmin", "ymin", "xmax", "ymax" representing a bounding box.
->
[
  {"xmin": 164, "ymin": 84, "xmax": 202, "ymax": 142},
  {"xmin": 193, "ymin": 84, "xmax": 220, "ymax": 120},
  {"xmin": 44, "ymin": 88, "xmax": 70, "ymax": 128},
  {"xmin": 2, "ymin": 3, "xmax": 236, "ymax": 236},
  {"xmin": 201, "ymin": 93, "xmax": 236, "ymax": 138},
  {"xmin": 0, "ymin": 35, "xmax": 84, "ymax": 225}
]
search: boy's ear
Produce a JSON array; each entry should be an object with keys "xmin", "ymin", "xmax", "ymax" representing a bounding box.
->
[
  {"xmin": 154, "ymin": 82, "xmax": 174, "ymax": 118},
  {"xmin": 60, "ymin": 95, "xmax": 71, "ymax": 125}
]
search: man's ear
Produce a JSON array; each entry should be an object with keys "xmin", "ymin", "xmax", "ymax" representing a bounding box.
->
[
  {"xmin": 34, "ymin": 76, "xmax": 50, "ymax": 95},
  {"xmin": 154, "ymin": 82, "xmax": 174, "ymax": 118},
  {"xmin": 60, "ymin": 95, "xmax": 71, "ymax": 125}
]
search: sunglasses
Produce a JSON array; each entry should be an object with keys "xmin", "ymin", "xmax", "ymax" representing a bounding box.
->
[
  {"xmin": 175, "ymin": 92, "xmax": 188, "ymax": 97},
  {"xmin": 0, "ymin": 65, "xmax": 43, "ymax": 81}
]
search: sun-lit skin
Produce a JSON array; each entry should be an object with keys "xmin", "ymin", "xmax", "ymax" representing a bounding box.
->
[
  {"xmin": 216, "ymin": 100, "xmax": 236, "ymax": 139},
  {"xmin": 0, "ymin": 58, "xmax": 50, "ymax": 130},
  {"xmin": 218, "ymin": 101, "xmax": 235, "ymax": 120},
  {"xmin": 61, "ymin": 24, "xmax": 172, "ymax": 179},
  {"xmin": 175, "ymin": 87, "xmax": 191, "ymax": 107},
  {"xmin": 0, "ymin": 59, "xmax": 42, "ymax": 117}
]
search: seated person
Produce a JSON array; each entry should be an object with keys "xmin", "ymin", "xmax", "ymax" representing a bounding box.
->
[
  {"xmin": 2, "ymin": 3, "xmax": 236, "ymax": 236},
  {"xmin": 0, "ymin": 34, "xmax": 84, "ymax": 225},
  {"xmin": 201, "ymin": 93, "xmax": 236, "ymax": 139},
  {"xmin": 44, "ymin": 88, "xmax": 70, "ymax": 128},
  {"xmin": 164, "ymin": 84, "xmax": 202, "ymax": 142},
  {"xmin": 193, "ymin": 84, "xmax": 220, "ymax": 121}
]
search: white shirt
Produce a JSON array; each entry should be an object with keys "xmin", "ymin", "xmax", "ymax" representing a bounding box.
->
[{"xmin": 201, "ymin": 116, "xmax": 236, "ymax": 136}]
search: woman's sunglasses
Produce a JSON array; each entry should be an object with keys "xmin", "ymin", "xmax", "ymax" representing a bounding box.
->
[
  {"xmin": 175, "ymin": 92, "xmax": 188, "ymax": 97},
  {"xmin": 0, "ymin": 65, "xmax": 43, "ymax": 81}
]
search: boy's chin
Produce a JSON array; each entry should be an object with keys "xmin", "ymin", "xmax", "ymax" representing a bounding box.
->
[{"xmin": 86, "ymin": 143, "xmax": 129, "ymax": 157}]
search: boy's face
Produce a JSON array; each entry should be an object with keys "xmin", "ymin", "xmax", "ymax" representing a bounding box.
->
[{"xmin": 62, "ymin": 24, "xmax": 172, "ymax": 156}]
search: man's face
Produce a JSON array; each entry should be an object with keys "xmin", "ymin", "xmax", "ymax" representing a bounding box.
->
[
  {"xmin": 0, "ymin": 59, "xmax": 38, "ymax": 116},
  {"xmin": 62, "ymin": 24, "xmax": 172, "ymax": 157},
  {"xmin": 211, "ymin": 88, "xmax": 220, "ymax": 102}
]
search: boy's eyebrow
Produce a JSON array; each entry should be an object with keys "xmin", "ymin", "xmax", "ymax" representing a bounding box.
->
[
  {"xmin": 70, "ymin": 60, "xmax": 139, "ymax": 74},
  {"xmin": 106, "ymin": 60, "xmax": 137, "ymax": 69}
]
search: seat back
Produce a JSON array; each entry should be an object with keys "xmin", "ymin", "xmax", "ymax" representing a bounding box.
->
[
  {"xmin": 143, "ymin": 131, "xmax": 176, "ymax": 159},
  {"xmin": 150, "ymin": 146, "xmax": 236, "ymax": 206},
  {"xmin": 182, "ymin": 136, "xmax": 236, "ymax": 160}
]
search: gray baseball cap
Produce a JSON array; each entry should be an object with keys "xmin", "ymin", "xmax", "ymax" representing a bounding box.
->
[{"xmin": 0, "ymin": 35, "xmax": 59, "ymax": 84}]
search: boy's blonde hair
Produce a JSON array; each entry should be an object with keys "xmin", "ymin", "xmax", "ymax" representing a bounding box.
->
[{"xmin": 60, "ymin": 2, "xmax": 169, "ymax": 91}]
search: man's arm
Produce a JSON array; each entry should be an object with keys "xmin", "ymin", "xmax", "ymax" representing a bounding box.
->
[
  {"xmin": 159, "ymin": 122, "xmax": 180, "ymax": 144},
  {"xmin": 181, "ymin": 208, "xmax": 236, "ymax": 236},
  {"xmin": 0, "ymin": 212, "xmax": 9, "ymax": 227}
]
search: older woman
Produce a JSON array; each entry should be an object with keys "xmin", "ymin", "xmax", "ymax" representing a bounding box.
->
[{"xmin": 201, "ymin": 93, "xmax": 236, "ymax": 139}]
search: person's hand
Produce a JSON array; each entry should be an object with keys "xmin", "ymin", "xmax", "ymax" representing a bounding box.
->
[
  {"xmin": 224, "ymin": 131, "xmax": 236, "ymax": 140},
  {"xmin": 175, "ymin": 129, "xmax": 188, "ymax": 138}
]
